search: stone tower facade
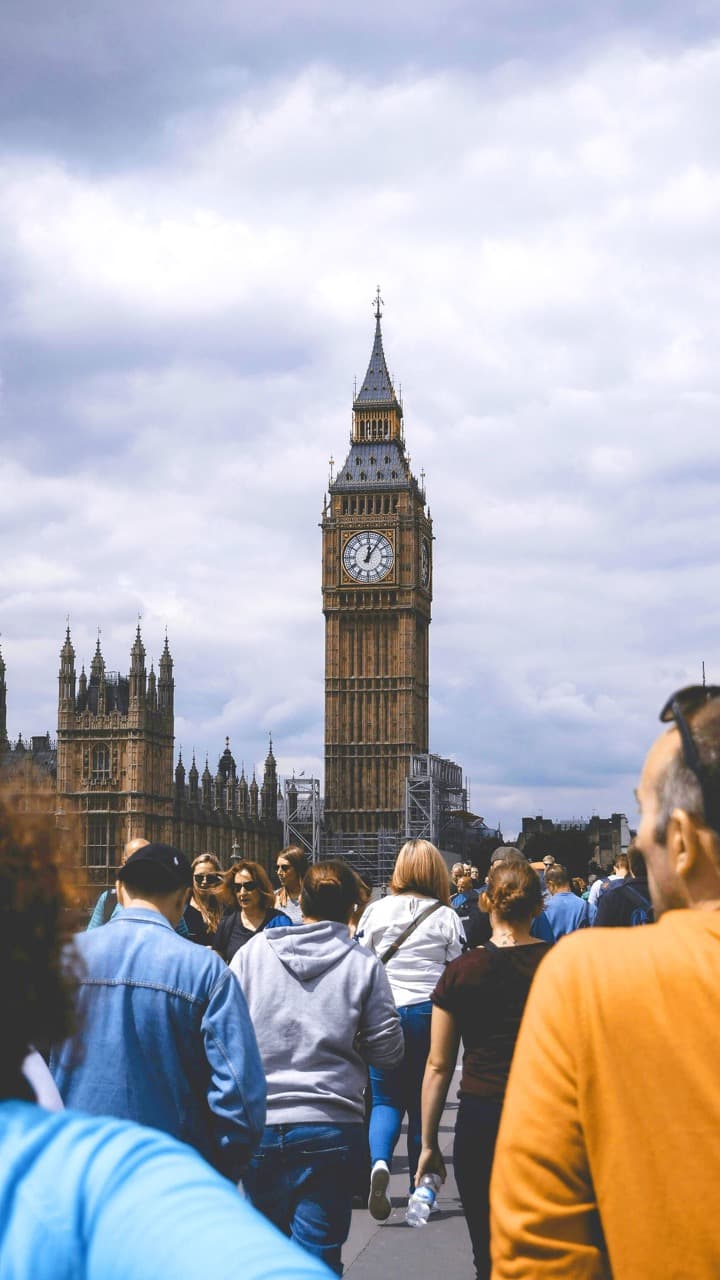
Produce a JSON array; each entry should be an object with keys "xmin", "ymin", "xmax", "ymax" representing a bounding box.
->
[
  {"xmin": 322, "ymin": 296, "xmax": 433, "ymax": 836},
  {"xmin": 49, "ymin": 626, "xmax": 284, "ymax": 899},
  {"xmin": 56, "ymin": 626, "xmax": 175, "ymax": 889}
]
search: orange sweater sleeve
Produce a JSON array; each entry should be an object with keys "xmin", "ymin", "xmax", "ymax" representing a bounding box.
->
[{"xmin": 489, "ymin": 938, "xmax": 610, "ymax": 1279}]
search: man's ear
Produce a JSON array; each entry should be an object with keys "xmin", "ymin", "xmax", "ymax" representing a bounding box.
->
[{"xmin": 667, "ymin": 809, "xmax": 702, "ymax": 881}]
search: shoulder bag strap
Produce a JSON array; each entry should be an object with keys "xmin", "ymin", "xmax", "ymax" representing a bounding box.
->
[{"xmin": 378, "ymin": 900, "xmax": 443, "ymax": 966}]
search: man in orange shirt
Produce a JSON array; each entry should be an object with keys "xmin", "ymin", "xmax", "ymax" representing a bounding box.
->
[{"xmin": 491, "ymin": 684, "xmax": 720, "ymax": 1279}]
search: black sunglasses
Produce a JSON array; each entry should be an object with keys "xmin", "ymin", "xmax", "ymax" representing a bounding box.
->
[
  {"xmin": 276, "ymin": 864, "xmax": 290, "ymax": 872},
  {"xmin": 194, "ymin": 872, "xmax": 221, "ymax": 886},
  {"xmin": 660, "ymin": 684, "xmax": 720, "ymax": 834},
  {"xmin": 234, "ymin": 881, "xmax": 258, "ymax": 893}
]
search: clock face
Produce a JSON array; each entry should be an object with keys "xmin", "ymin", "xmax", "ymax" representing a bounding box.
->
[
  {"xmin": 343, "ymin": 531, "xmax": 394, "ymax": 583},
  {"xmin": 421, "ymin": 537, "xmax": 430, "ymax": 588}
]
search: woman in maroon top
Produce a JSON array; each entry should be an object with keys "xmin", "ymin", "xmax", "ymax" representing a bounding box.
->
[{"xmin": 416, "ymin": 859, "xmax": 550, "ymax": 1280}]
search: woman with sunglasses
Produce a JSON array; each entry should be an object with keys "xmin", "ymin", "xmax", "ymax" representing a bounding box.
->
[
  {"xmin": 274, "ymin": 847, "xmax": 309, "ymax": 924},
  {"xmin": 185, "ymin": 854, "xmax": 230, "ymax": 946},
  {"xmin": 214, "ymin": 861, "xmax": 292, "ymax": 964}
]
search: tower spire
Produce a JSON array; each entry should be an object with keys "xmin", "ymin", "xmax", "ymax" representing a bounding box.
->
[
  {"xmin": 58, "ymin": 625, "xmax": 77, "ymax": 711},
  {"xmin": 353, "ymin": 287, "xmax": 400, "ymax": 412}
]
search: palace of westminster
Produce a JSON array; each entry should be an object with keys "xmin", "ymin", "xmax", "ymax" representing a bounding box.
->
[
  {"xmin": 0, "ymin": 297, "xmax": 480, "ymax": 896},
  {"xmin": 0, "ymin": 299, "xmax": 627, "ymax": 894}
]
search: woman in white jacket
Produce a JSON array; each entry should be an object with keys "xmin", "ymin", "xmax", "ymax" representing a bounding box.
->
[{"xmin": 355, "ymin": 839, "xmax": 463, "ymax": 1221}]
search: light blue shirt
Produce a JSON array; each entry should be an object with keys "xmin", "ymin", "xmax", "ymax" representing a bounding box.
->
[
  {"xmin": 0, "ymin": 1101, "xmax": 331, "ymax": 1280},
  {"xmin": 542, "ymin": 890, "xmax": 590, "ymax": 941},
  {"xmin": 50, "ymin": 908, "xmax": 265, "ymax": 1180}
]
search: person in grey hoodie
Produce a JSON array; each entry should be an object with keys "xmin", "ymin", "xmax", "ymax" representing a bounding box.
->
[{"xmin": 230, "ymin": 859, "xmax": 403, "ymax": 1276}]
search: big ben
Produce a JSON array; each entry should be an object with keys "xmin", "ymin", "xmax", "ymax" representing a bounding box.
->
[{"xmin": 322, "ymin": 292, "xmax": 433, "ymax": 837}]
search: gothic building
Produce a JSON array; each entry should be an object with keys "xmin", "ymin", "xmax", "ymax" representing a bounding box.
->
[
  {"xmin": 1, "ymin": 629, "xmax": 283, "ymax": 900},
  {"xmin": 322, "ymin": 296, "xmax": 433, "ymax": 837}
]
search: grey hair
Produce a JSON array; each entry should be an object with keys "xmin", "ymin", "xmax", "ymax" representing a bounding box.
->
[{"xmin": 654, "ymin": 706, "xmax": 720, "ymax": 841}]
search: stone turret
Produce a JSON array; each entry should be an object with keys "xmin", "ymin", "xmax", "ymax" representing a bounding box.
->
[
  {"xmin": 238, "ymin": 766, "xmax": 249, "ymax": 818},
  {"xmin": 202, "ymin": 756, "xmax": 213, "ymax": 808},
  {"xmin": 261, "ymin": 733, "xmax": 278, "ymax": 822},
  {"xmin": 188, "ymin": 752, "xmax": 199, "ymax": 803},
  {"xmin": 175, "ymin": 751, "xmax": 186, "ymax": 800},
  {"xmin": 129, "ymin": 625, "xmax": 147, "ymax": 707},
  {"xmin": 58, "ymin": 627, "xmax": 76, "ymax": 712},
  {"xmin": 158, "ymin": 635, "xmax": 174, "ymax": 716}
]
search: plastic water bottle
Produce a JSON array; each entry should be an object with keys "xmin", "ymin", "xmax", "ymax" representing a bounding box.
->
[{"xmin": 405, "ymin": 1173, "xmax": 441, "ymax": 1227}]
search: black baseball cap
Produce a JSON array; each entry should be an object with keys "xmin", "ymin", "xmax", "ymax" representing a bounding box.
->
[{"xmin": 117, "ymin": 842, "xmax": 192, "ymax": 891}]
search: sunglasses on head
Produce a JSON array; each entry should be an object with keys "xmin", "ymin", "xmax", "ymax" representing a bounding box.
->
[
  {"xmin": 660, "ymin": 684, "xmax": 720, "ymax": 835},
  {"xmin": 234, "ymin": 881, "xmax": 258, "ymax": 893},
  {"xmin": 194, "ymin": 872, "xmax": 221, "ymax": 886}
]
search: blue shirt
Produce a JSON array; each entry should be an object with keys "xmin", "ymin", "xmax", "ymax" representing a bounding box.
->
[
  {"xmin": 542, "ymin": 890, "xmax": 590, "ymax": 941},
  {"xmin": 87, "ymin": 889, "xmax": 190, "ymax": 937},
  {"xmin": 0, "ymin": 1101, "xmax": 331, "ymax": 1280},
  {"xmin": 50, "ymin": 907, "xmax": 266, "ymax": 1180}
]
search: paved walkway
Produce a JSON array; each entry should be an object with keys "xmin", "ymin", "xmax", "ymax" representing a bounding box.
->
[{"xmin": 344, "ymin": 1071, "xmax": 473, "ymax": 1278}]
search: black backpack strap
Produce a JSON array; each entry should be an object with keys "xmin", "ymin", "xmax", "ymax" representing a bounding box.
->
[
  {"xmin": 378, "ymin": 901, "xmax": 443, "ymax": 966},
  {"xmin": 623, "ymin": 884, "xmax": 652, "ymax": 912}
]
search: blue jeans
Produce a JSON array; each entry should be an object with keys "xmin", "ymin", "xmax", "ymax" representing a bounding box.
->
[
  {"xmin": 243, "ymin": 1122, "xmax": 364, "ymax": 1276},
  {"xmin": 368, "ymin": 999, "xmax": 432, "ymax": 1190}
]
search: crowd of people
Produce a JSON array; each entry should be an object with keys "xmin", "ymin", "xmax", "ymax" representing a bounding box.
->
[{"xmin": 3, "ymin": 680, "xmax": 720, "ymax": 1277}]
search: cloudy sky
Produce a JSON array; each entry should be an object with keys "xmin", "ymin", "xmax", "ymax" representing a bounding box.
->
[{"xmin": 2, "ymin": 1, "xmax": 719, "ymax": 839}]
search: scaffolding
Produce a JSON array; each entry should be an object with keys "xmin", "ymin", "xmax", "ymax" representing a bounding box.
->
[
  {"xmin": 405, "ymin": 752, "xmax": 467, "ymax": 847},
  {"xmin": 319, "ymin": 829, "xmax": 399, "ymax": 891},
  {"xmin": 283, "ymin": 776, "xmax": 321, "ymax": 864}
]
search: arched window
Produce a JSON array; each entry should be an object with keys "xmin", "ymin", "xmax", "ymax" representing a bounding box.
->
[{"xmin": 92, "ymin": 744, "xmax": 110, "ymax": 783}]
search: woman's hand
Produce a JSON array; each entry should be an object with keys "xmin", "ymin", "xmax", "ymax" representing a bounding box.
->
[{"xmin": 415, "ymin": 1144, "xmax": 446, "ymax": 1187}]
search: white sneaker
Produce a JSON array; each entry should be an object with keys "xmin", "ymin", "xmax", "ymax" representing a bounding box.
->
[{"xmin": 368, "ymin": 1160, "xmax": 392, "ymax": 1221}]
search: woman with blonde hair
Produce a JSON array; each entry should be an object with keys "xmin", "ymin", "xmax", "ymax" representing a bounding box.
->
[
  {"xmin": 355, "ymin": 838, "xmax": 463, "ymax": 1220},
  {"xmin": 184, "ymin": 853, "xmax": 230, "ymax": 945},
  {"xmin": 416, "ymin": 857, "xmax": 550, "ymax": 1279},
  {"xmin": 274, "ymin": 846, "xmax": 310, "ymax": 924},
  {"xmin": 213, "ymin": 861, "xmax": 291, "ymax": 963}
]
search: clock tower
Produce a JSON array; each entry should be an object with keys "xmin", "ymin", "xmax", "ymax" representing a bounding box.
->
[{"xmin": 322, "ymin": 293, "xmax": 433, "ymax": 837}]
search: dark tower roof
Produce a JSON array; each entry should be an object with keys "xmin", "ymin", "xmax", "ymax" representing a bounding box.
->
[
  {"xmin": 188, "ymin": 753, "xmax": 199, "ymax": 783},
  {"xmin": 353, "ymin": 288, "xmax": 401, "ymax": 411},
  {"xmin": 90, "ymin": 637, "xmax": 105, "ymax": 682},
  {"xmin": 130, "ymin": 624, "xmax": 146, "ymax": 668},
  {"xmin": 159, "ymin": 634, "xmax": 173, "ymax": 676},
  {"xmin": 60, "ymin": 626, "xmax": 75, "ymax": 666},
  {"xmin": 218, "ymin": 737, "xmax": 237, "ymax": 782}
]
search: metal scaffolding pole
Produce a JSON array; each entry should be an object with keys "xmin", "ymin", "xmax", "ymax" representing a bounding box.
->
[{"xmin": 283, "ymin": 776, "xmax": 320, "ymax": 864}]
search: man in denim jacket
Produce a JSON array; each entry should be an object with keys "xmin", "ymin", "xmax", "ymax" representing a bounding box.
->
[{"xmin": 51, "ymin": 843, "xmax": 265, "ymax": 1181}]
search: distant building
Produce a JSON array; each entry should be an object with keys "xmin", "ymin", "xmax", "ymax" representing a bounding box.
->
[
  {"xmin": 518, "ymin": 813, "xmax": 631, "ymax": 870},
  {"xmin": 1, "ymin": 629, "xmax": 283, "ymax": 902}
]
